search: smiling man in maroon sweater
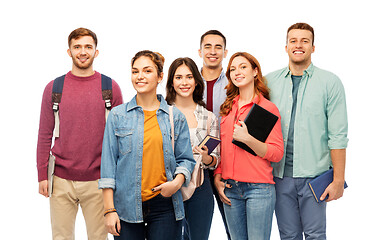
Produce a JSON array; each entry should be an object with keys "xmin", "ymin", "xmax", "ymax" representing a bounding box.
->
[{"xmin": 37, "ymin": 28, "xmax": 123, "ymax": 240}]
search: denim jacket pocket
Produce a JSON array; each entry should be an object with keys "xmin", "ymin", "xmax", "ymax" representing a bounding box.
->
[{"xmin": 115, "ymin": 128, "xmax": 133, "ymax": 156}]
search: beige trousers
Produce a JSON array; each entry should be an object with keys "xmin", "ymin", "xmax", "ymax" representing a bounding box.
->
[{"xmin": 50, "ymin": 176, "xmax": 107, "ymax": 240}]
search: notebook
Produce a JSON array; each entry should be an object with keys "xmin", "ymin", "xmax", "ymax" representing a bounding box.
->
[
  {"xmin": 308, "ymin": 168, "xmax": 348, "ymax": 202},
  {"xmin": 198, "ymin": 135, "xmax": 221, "ymax": 155}
]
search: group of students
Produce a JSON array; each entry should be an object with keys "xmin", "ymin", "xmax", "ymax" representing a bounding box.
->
[{"xmin": 37, "ymin": 22, "xmax": 348, "ymax": 240}]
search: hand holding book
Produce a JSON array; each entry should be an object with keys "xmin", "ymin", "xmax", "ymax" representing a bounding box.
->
[
  {"xmin": 320, "ymin": 180, "xmax": 346, "ymax": 202},
  {"xmin": 198, "ymin": 135, "xmax": 220, "ymax": 155},
  {"xmin": 308, "ymin": 169, "xmax": 348, "ymax": 203},
  {"xmin": 233, "ymin": 120, "xmax": 268, "ymax": 158},
  {"xmin": 194, "ymin": 145, "xmax": 213, "ymax": 166},
  {"xmin": 232, "ymin": 103, "xmax": 278, "ymax": 156},
  {"xmin": 232, "ymin": 120, "xmax": 250, "ymax": 143}
]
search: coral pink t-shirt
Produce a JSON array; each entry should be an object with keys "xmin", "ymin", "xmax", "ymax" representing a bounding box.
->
[{"xmin": 214, "ymin": 95, "xmax": 284, "ymax": 184}]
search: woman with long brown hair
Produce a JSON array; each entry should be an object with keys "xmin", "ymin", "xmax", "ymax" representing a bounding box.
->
[
  {"xmin": 166, "ymin": 57, "xmax": 220, "ymax": 240},
  {"xmin": 214, "ymin": 52, "xmax": 284, "ymax": 240}
]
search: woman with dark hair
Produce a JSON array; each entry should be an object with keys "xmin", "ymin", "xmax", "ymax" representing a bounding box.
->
[
  {"xmin": 214, "ymin": 52, "xmax": 284, "ymax": 240},
  {"xmin": 166, "ymin": 57, "xmax": 220, "ymax": 240},
  {"xmin": 99, "ymin": 51, "xmax": 195, "ymax": 240}
]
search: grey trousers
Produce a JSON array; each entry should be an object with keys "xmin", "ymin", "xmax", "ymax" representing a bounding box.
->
[{"xmin": 274, "ymin": 177, "xmax": 327, "ymax": 240}]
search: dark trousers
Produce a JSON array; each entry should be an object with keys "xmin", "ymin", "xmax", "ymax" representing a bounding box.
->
[
  {"xmin": 115, "ymin": 194, "xmax": 182, "ymax": 240},
  {"xmin": 183, "ymin": 169, "xmax": 214, "ymax": 240}
]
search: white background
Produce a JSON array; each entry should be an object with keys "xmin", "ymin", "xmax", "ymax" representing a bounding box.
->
[{"xmin": 1, "ymin": 0, "xmax": 370, "ymax": 239}]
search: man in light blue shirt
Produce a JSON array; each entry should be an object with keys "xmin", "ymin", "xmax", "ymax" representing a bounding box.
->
[
  {"xmin": 198, "ymin": 30, "xmax": 231, "ymax": 240},
  {"xmin": 266, "ymin": 23, "xmax": 348, "ymax": 240},
  {"xmin": 199, "ymin": 30, "xmax": 229, "ymax": 120}
]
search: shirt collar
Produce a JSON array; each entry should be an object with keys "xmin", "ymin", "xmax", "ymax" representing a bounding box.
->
[
  {"xmin": 194, "ymin": 104, "xmax": 204, "ymax": 119},
  {"xmin": 284, "ymin": 62, "xmax": 314, "ymax": 78},
  {"xmin": 200, "ymin": 68, "xmax": 226, "ymax": 83},
  {"xmin": 127, "ymin": 94, "xmax": 169, "ymax": 113},
  {"xmin": 232, "ymin": 94, "xmax": 260, "ymax": 106}
]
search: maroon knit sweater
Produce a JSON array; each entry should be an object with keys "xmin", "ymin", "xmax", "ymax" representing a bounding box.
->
[{"xmin": 37, "ymin": 71, "xmax": 123, "ymax": 182}]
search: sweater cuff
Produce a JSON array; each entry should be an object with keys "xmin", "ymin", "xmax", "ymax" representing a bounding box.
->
[{"xmin": 38, "ymin": 166, "xmax": 48, "ymax": 182}]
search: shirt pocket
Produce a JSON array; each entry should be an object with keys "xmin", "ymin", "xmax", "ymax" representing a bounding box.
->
[
  {"xmin": 115, "ymin": 128, "xmax": 133, "ymax": 156},
  {"xmin": 302, "ymin": 86, "xmax": 327, "ymax": 117},
  {"xmin": 303, "ymin": 96, "xmax": 325, "ymax": 117}
]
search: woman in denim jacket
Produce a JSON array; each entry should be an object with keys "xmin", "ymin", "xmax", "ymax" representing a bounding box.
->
[
  {"xmin": 99, "ymin": 50, "xmax": 195, "ymax": 240},
  {"xmin": 165, "ymin": 57, "xmax": 220, "ymax": 240}
]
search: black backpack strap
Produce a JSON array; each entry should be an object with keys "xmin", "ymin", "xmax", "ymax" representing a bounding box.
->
[
  {"xmin": 101, "ymin": 74, "xmax": 112, "ymax": 109},
  {"xmin": 51, "ymin": 75, "xmax": 66, "ymax": 137},
  {"xmin": 51, "ymin": 74, "xmax": 112, "ymax": 137},
  {"xmin": 52, "ymin": 75, "xmax": 66, "ymax": 111},
  {"xmin": 101, "ymin": 74, "xmax": 113, "ymax": 120}
]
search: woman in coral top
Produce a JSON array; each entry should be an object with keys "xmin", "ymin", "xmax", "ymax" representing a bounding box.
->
[{"xmin": 214, "ymin": 52, "xmax": 284, "ymax": 240}]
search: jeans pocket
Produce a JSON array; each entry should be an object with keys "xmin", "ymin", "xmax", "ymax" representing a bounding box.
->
[
  {"xmin": 249, "ymin": 183, "xmax": 275, "ymax": 199},
  {"xmin": 158, "ymin": 193, "xmax": 172, "ymax": 199},
  {"xmin": 250, "ymin": 183, "xmax": 270, "ymax": 188}
]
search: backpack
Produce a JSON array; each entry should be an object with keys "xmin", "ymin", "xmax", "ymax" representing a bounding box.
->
[{"xmin": 51, "ymin": 74, "xmax": 112, "ymax": 138}]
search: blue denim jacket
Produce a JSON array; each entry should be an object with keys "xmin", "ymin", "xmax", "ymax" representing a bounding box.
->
[{"xmin": 99, "ymin": 95, "xmax": 195, "ymax": 223}]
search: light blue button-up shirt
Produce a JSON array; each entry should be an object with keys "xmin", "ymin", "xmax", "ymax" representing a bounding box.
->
[
  {"xmin": 201, "ymin": 69, "xmax": 228, "ymax": 120},
  {"xmin": 266, "ymin": 63, "xmax": 348, "ymax": 178},
  {"xmin": 99, "ymin": 95, "xmax": 195, "ymax": 223}
]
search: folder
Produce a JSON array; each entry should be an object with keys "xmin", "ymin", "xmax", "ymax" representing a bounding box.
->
[
  {"xmin": 48, "ymin": 154, "xmax": 56, "ymax": 197},
  {"xmin": 232, "ymin": 103, "xmax": 278, "ymax": 156}
]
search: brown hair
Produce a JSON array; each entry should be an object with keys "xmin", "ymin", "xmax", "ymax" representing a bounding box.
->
[
  {"xmin": 165, "ymin": 57, "xmax": 206, "ymax": 107},
  {"xmin": 200, "ymin": 30, "xmax": 227, "ymax": 49},
  {"xmin": 220, "ymin": 52, "xmax": 270, "ymax": 117},
  {"xmin": 68, "ymin": 28, "xmax": 98, "ymax": 47},
  {"xmin": 287, "ymin": 22, "xmax": 314, "ymax": 45},
  {"xmin": 131, "ymin": 50, "xmax": 165, "ymax": 77}
]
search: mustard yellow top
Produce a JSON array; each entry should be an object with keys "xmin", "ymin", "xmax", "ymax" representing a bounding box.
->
[{"xmin": 141, "ymin": 109, "xmax": 167, "ymax": 201}]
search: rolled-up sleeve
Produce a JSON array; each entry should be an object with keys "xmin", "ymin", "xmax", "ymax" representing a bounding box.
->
[{"xmin": 327, "ymin": 76, "xmax": 348, "ymax": 149}]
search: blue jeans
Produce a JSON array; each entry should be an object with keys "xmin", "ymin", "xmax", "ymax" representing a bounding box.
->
[
  {"xmin": 223, "ymin": 180, "xmax": 275, "ymax": 240},
  {"xmin": 114, "ymin": 194, "xmax": 182, "ymax": 240},
  {"xmin": 274, "ymin": 177, "xmax": 327, "ymax": 240},
  {"xmin": 183, "ymin": 169, "xmax": 214, "ymax": 240}
]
